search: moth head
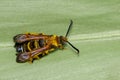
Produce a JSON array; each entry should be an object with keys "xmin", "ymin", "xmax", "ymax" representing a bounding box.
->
[{"xmin": 62, "ymin": 20, "xmax": 79, "ymax": 54}]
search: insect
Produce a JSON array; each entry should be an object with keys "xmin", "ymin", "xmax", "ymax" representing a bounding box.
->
[{"xmin": 13, "ymin": 20, "xmax": 79, "ymax": 63}]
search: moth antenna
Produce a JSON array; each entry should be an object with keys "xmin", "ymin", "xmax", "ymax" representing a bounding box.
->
[
  {"xmin": 66, "ymin": 41, "xmax": 79, "ymax": 55},
  {"xmin": 65, "ymin": 20, "xmax": 73, "ymax": 37}
]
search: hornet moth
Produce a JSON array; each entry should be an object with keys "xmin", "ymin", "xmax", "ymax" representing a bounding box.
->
[{"xmin": 13, "ymin": 20, "xmax": 79, "ymax": 63}]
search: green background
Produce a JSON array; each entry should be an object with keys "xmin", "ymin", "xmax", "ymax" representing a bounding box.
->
[{"xmin": 0, "ymin": 0, "xmax": 120, "ymax": 80}]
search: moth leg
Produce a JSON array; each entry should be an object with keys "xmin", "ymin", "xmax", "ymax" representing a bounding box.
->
[
  {"xmin": 34, "ymin": 55, "xmax": 40, "ymax": 60},
  {"xmin": 45, "ymin": 50, "xmax": 49, "ymax": 54},
  {"xmin": 49, "ymin": 48, "xmax": 55, "ymax": 52},
  {"xmin": 58, "ymin": 44, "xmax": 64, "ymax": 49},
  {"xmin": 28, "ymin": 58, "xmax": 33, "ymax": 63}
]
